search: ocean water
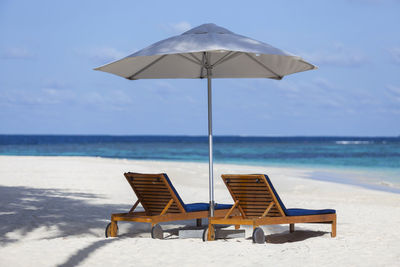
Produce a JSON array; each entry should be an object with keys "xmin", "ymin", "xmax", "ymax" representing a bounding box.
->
[{"xmin": 1, "ymin": 135, "xmax": 399, "ymax": 192}]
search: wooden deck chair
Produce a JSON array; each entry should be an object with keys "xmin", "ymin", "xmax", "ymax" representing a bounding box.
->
[
  {"xmin": 205, "ymin": 174, "xmax": 336, "ymax": 243},
  {"xmin": 106, "ymin": 172, "xmax": 237, "ymax": 239}
]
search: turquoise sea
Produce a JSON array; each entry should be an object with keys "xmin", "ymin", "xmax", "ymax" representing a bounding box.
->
[{"xmin": 1, "ymin": 135, "xmax": 399, "ymax": 193}]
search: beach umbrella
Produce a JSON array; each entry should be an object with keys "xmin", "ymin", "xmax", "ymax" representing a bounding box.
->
[{"xmin": 94, "ymin": 23, "xmax": 316, "ymax": 217}]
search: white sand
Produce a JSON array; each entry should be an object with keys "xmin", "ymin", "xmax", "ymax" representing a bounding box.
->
[{"xmin": 0, "ymin": 156, "xmax": 399, "ymax": 267}]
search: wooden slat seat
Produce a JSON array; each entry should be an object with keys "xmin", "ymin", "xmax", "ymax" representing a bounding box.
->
[{"xmin": 207, "ymin": 174, "xmax": 337, "ymax": 242}]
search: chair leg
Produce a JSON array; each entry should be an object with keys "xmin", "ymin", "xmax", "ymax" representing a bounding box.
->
[
  {"xmin": 235, "ymin": 224, "xmax": 240, "ymax": 230},
  {"xmin": 331, "ymin": 219, "xmax": 336, "ymax": 238},
  {"xmin": 110, "ymin": 221, "xmax": 118, "ymax": 237},
  {"xmin": 290, "ymin": 223, "xmax": 295, "ymax": 233},
  {"xmin": 207, "ymin": 224, "xmax": 215, "ymax": 241},
  {"xmin": 196, "ymin": 218, "xmax": 202, "ymax": 227}
]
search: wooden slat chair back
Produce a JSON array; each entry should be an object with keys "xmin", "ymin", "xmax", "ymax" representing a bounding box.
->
[
  {"xmin": 108, "ymin": 173, "xmax": 237, "ymax": 238},
  {"xmin": 221, "ymin": 174, "xmax": 285, "ymax": 218},
  {"xmin": 124, "ymin": 173, "xmax": 186, "ymax": 216}
]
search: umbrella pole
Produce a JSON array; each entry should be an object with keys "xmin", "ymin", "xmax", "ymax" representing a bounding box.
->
[{"xmin": 207, "ymin": 67, "xmax": 215, "ymax": 217}]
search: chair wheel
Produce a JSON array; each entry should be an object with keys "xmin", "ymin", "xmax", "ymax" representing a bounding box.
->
[
  {"xmin": 151, "ymin": 224, "xmax": 164, "ymax": 239},
  {"xmin": 202, "ymin": 226, "xmax": 216, "ymax": 242},
  {"xmin": 252, "ymin": 227, "xmax": 265, "ymax": 244},
  {"xmin": 105, "ymin": 222, "xmax": 118, "ymax": 238}
]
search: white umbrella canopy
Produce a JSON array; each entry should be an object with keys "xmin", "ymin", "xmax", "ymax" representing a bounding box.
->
[
  {"xmin": 94, "ymin": 23, "xmax": 316, "ymax": 216},
  {"xmin": 95, "ymin": 23, "xmax": 316, "ymax": 80}
]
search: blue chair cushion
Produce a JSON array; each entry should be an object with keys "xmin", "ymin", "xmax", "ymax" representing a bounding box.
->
[
  {"xmin": 264, "ymin": 175, "xmax": 336, "ymax": 216},
  {"xmin": 263, "ymin": 175, "xmax": 335, "ymax": 217},
  {"xmin": 263, "ymin": 175, "xmax": 287, "ymax": 212},
  {"xmin": 285, "ymin": 208, "xmax": 336, "ymax": 216},
  {"xmin": 162, "ymin": 174, "xmax": 186, "ymax": 210},
  {"xmin": 185, "ymin": 203, "xmax": 233, "ymax": 212}
]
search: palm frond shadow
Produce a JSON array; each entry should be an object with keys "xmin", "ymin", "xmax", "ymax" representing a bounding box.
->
[{"xmin": 0, "ymin": 185, "xmax": 130, "ymax": 245}]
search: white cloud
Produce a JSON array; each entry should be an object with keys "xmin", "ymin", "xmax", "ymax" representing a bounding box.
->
[
  {"xmin": 273, "ymin": 77, "xmax": 333, "ymax": 94},
  {"xmin": 272, "ymin": 77, "xmax": 349, "ymax": 109},
  {"xmin": 42, "ymin": 79, "xmax": 69, "ymax": 90},
  {"xmin": 274, "ymin": 79, "xmax": 300, "ymax": 93},
  {"xmin": 41, "ymin": 88, "xmax": 76, "ymax": 103},
  {"xmin": 164, "ymin": 21, "xmax": 192, "ymax": 34},
  {"xmin": 84, "ymin": 47, "xmax": 127, "ymax": 64},
  {"xmin": 0, "ymin": 87, "xmax": 76, "ymax": 106},
  {"xmin": 171, "ymin": 21, "xmax": 192, "ymax": 33},
  {"xmin": 300, "ymin": 43, "xmax": 366, "ymax": 67},
  {"xmin": 153, "ymin": 81, "xmax": 180, "ymax": 92},
  {"xmin": 387, "ymin": 84, "xmax": 400, "ymax": 95},
  {"xmin": 79, "ymin": 89, "xmax": 134, "ymax": 111},
  {"xmin": 1, "ymin": 47, "xmax": 34, "ymax": 60},
  {"xmin": 388, "ymin": 47, "xmax": 400, "ymax": 64},
  {"xmin": 312, "ymin": 77, "xmax": 335, "ymax": 89},
  {"xmin": 386, "ymin": 84, "xmax": 400, "ymax": 102}
]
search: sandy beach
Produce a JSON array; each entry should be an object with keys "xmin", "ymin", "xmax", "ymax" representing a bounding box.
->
[{"xmin": 0, "ymin": 155, "xmax": 399, "ymax": 266}]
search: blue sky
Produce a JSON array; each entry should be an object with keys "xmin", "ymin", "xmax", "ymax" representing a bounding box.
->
[{"xmin": 1, "ymin": 0, "xmax": 399, "ymax": 136}]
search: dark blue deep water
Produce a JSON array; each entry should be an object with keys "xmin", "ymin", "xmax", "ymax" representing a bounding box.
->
[{"xmin": 1, "ymin": 135, "xmax": 399, "ymax": 169}]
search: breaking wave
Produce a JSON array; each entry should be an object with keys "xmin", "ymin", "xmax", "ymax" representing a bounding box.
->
[{"xmin": 335, "ymin": 141, "xmax": 372, "ymax": 145}]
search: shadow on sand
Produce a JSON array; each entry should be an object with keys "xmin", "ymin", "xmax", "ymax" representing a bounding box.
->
[
  {"xmin": 0, "ymin": 185, "xmax": 205, "ymax": 266},
  {"xmin": 242, "ymin": 224, "xmax": 329, "ymax": 244},
  {"xmin": 56, "ymin": 238, "xmax": 118, "ymax": 267},
  {"xmin": 0, "ymin": 185, "xmax": 136, "ymax": 266},
  {"xmin": 0, "ymin": 185, "xmax": 132, "ymax": 245},
  {"xmin": 265, "ymin": 230, "xmax": 328, "ymax": 244}
]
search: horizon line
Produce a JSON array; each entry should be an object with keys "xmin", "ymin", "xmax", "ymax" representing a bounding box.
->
[{"xmin": 0, "ymin": 134, "xmax": 399, "ymax": 138}]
